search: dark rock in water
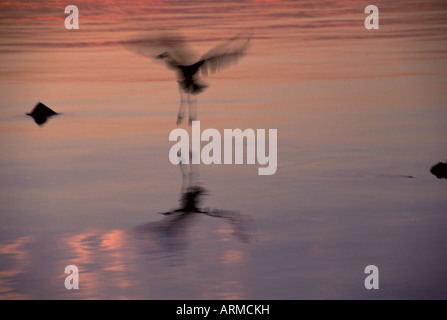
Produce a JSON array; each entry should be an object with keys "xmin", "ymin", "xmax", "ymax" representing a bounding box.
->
[
  {"xmin": 26, "ymin": 102, "xmax": 58, "ymax": 126},
  {"xmin": 430, "ymin": 161, "xmax": 447, "ymax": 179}
]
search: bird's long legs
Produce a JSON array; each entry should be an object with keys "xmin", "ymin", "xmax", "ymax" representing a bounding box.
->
[
  {"xmin": 177, "ymin": 87, "xmax": 198, "ymax": 126},
  {"xmin": 187, "ymin": 94, "xmax": 197, "ymax": 126},
  {"xmin": 177, "ymin": 86, "xmax": 187, "ymax": 126}
]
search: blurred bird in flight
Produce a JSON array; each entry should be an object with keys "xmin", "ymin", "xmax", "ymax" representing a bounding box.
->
[{"xmin": 125, "ymin": 31, "xmax": 251, "ymax": 126}]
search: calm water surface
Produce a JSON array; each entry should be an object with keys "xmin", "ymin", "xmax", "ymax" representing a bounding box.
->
[{"xmin": 1, "ymin": 0, "xmax": 447, "ymax": 299}]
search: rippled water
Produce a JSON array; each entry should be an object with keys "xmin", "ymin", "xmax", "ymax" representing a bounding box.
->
[{"xmin": 1, "ymin": 0, "xmax": 447, "ymax": 299}]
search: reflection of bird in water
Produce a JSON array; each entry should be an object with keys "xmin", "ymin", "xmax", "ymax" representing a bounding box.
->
[
  {"xmin": 161, "ymin": 185, "xmax": 207, "ymax": 214},
  {"xmin": 131, "ymin": 161, "xmax": 253, "ymax": 262},
  {"xmin": 125, "ymin": 31, "xmax": 251, "ymax": 126}
]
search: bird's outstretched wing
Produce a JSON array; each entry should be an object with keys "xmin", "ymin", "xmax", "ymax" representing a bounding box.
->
[
  {"xmin": 123, "ymin": 31, "xmax": 198, "ymax": 68},
  {"xmin": 200, "ymin": 33, "xmax": 251, "ymax": 76}
]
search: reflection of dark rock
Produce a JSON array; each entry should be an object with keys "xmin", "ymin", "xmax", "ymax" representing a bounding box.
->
[
  {"xmin": 430, "ymin": 161, "xmax": 447, "ymax": 179},
  {"xmin": 26, "ymin": 102, "xmax": 58, "ymax": 126}
]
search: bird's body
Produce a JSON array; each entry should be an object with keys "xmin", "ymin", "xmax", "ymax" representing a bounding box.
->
[{"xmin": 177, "ymin": 60, "xmax": 207, "ymax": 94}]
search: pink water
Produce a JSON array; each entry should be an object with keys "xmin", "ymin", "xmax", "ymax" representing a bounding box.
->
[{"xmin": 1, "ymin": 0, "xmax": 447, "ymax": 299}]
